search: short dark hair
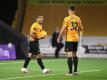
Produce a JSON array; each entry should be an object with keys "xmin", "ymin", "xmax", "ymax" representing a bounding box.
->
[
  {"xmin": 68, "ymin": 6, "xmax": 75, "ymax": 11},
  {"xmin": 36, "ymin": 16, "xmax": 43, "ymax": 19}
]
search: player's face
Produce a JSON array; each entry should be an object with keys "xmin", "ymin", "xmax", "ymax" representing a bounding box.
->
[
  {"xmin": 36, "ymin": 16, "xmax": 44, "ymax": 24},
  {"xmin": 68, "ymin": 9, "xmax": 74, "ymax": 15}
]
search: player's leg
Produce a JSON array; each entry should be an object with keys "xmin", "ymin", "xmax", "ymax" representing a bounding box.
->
[
  {"xmin": 21, "ymin": 53, "xmax": 32, "ymax": 73},
  {"xmin": 66, "ymin": 52, "xmax": 73, "ymax": 76},
  {"xmin": 21, "ymin": 41, "xmax": 35, "ymax": 73},
  {"xmin": 65, "ymin": 42, "xmax": 73, "ymax": 76},
  {"xmin": 23, "ymin": 53, "xmax": 32, "ymax": 68},
  {"xmin": 36, "ymin": 54, "xmax": 50, "ymax": 74},
  {"xmin": 72, "ymin": 42, "xmax": 78, "ymax": 75},
  {"xmin": 72, "ymin": 52, "xmax": 78, "ymax": 75},
  {"xmin": 36, "ymin": 54, "xmax": 45, "ymax": 70},
  {"xmin": 33, "ymin": 41, "xmax": 45, "ymax": 71},
  {"xmin": 34, "ymin": 40, "xmax": 50, "ymax": 74}
]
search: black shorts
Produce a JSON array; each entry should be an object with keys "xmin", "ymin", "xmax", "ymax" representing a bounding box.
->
[
  {"xmin": 29, "ymin": 40, "xmax": 40, "ymax": 55},
  {"xmin": 65, "ymin": 42, "xmax": 78, "ymax": 52}
]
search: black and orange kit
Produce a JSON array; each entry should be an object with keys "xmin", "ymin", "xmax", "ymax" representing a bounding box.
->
[
  {"xmin": 29, "ymin": 22, "xmax": 42, "ymax": 55},
  {"xmin": 63, "ymin": 15, "xmax": 81, "ymax": 52}
]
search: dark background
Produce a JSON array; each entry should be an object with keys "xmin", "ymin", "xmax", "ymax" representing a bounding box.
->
[{"xmin": 0, "ymin": 0, "xmax": 17, "ymax": 25}]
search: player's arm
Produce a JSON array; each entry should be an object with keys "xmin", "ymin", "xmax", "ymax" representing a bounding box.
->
[
  {"xmin": 57, "ymin": 25, "xmax": 66, "ymax": 43},
  {"xmin": 78, "ymin": 19, "xmax": 83, "ymax": 36},
  {"xmin": 57, "ymin": 18, "xmax": 67, "ymax": 43},
  {"xmin": 30, "ymin": 31, "xmax": 38, "ymax": 39},
  {"xmin": 30, "ymin": 24, "xmax": 38, "ymax": 39}
]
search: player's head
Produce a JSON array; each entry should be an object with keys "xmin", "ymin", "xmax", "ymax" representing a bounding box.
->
[
  {"xmin": 68, "ymin": 6, "xmax": 75, "ymax": 15},
  {"xmin": 36, "ymin": 16, "xmax": 43, "ymax": 24}
]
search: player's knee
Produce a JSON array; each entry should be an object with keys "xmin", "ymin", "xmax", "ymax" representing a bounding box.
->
[
  {"xmin": 66, "ymin": 52, "xmax": 73, "ymax": 58},
  {"xmin": 27, "ymin": 53, "xmax": 32, "ymax": 58},
  {"xmin": 36, "ymin": 54, "xmax": 42, "ymax": 58},
  {"xmin": 72, "ymin": 52, "xmax": 77, "ymax": 57},
  {"xmin": 67, "ymin": 55, "xmax": 72, "ymax": 58}
]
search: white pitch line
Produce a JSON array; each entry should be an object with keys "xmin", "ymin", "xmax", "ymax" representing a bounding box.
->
[
  {"xmin": 0, "ymin": 69, "xmax": 101, "ymax": 80},
  {"xmin": 0, "ymin": 59, "xmax": 64, "ymax": 65},
  {"xmin": 78, "ymin": 70, "xmax": 101, "ymax": 73},
  {"xmin": 0, "ymin": 61, "xmax": 23, "ymax": 64}
]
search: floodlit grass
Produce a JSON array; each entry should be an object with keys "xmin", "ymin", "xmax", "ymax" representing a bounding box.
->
[{"xmin": 0, "ymin": 58, "xmax": 107, "ymax": 80}]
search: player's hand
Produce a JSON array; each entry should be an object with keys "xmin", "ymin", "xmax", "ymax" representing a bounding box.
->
[
  {"xmin": 39, "ymin": 37, "xmax": 45, "ymax": 39},
  {"xmin": 57, "ymin": 38, "xmax": 60, "ymax": 43}
]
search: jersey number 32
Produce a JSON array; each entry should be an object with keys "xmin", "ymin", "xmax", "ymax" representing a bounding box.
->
[{"xmin": 70, "ymin": 22, "xmax": 78, "ymax": 31}]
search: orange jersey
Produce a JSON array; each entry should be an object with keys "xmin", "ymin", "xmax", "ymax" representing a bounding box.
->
[
  {"xmin": 63, "ymin": 15, "xmax": 81, "ymax": 42},
  {"xmin": 30, "ymin": 22, "xmax": 42, "ymax": 36}
]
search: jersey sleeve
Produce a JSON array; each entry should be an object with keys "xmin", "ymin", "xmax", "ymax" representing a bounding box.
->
[
  {"xmin": 31, "ymin": 23, "xmax": 41, "ymax": 33},
  {"xmin": 30, "ymin": 23, "xmax": 37, "ymax": 33}
]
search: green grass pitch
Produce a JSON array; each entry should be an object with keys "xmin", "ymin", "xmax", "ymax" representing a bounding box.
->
[{"xmin": 0, "ymin": 58, "xmax": 107, "ymax": 80}]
